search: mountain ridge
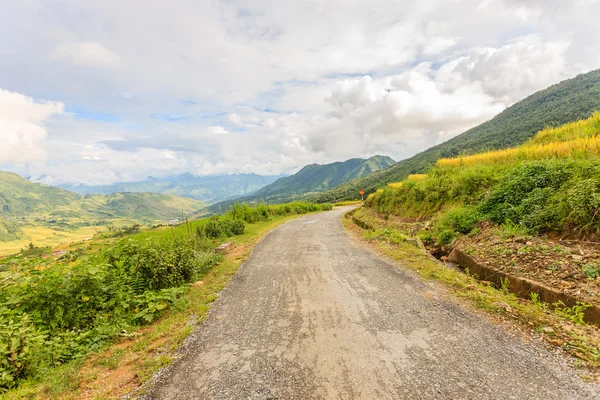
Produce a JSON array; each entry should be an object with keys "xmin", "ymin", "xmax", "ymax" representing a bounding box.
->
[
  {"xmin": 308, "ymin": 68, "xmax": 600, "ymax": 202},
  {"xmin": 207, "ymin": 155, "xmax": 395, "ymax": 212},
  {"xmin": 57, "ymin": 173, "xmax": 285, "ymax": 204},
  {"xmin": 0, "ymin": 170, "xmax": 206, "ymax": 224}
]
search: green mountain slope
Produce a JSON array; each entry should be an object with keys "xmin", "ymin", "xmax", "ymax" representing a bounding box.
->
[
  {"xmin": 208, "ymin": 155, "xmax": 394, "ymax": 211},
  {"xmin": 60, "ymin": 173, "xmax": 284, "ymax": 204},
  {"xmin": 0, "ymin": 171, "xmax": 82, "ymax": 216},
  {"xmin": 309, "ymin": 68, "xmax": 600, "ymax": 202},
  {"xmin": 255, "ymin": 156, "xmax": 395, "ymax": 197},
  {"xmin": 78, "ymin": 193, "xmax": 204, "ymax": 221},
  {"xmin": 0, "ymin": 170, "xmax": 206, "ymax": 226}
]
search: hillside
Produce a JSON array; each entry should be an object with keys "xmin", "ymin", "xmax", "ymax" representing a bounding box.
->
[
  {"xmin": 361, "ymin": 113, "xmax": 600, "ymax": 324},
  {"xmin": 59, "ymin": 173, "xmax": 284, "ymax": 204},
  {"xmin": 309, "ymin": 68, "xmax": 600, "ymax": 202},
  {"xmin": 255, "ymin": 156, "xmax": 395, "ymax": 197},
  {"xmin": 0, "ymin": 171, "xmax": 205, "ymax": 222},
  {"xmin": 0, "ymin": 170, "xmax": 208, "ymax": 252},
  {"xmin": 0, "ymin": 171, "xmax": 82, "ymax": 216},
  {"xmin": 208, "ymin": 156, "xmax": 394, "ymax": 211}
]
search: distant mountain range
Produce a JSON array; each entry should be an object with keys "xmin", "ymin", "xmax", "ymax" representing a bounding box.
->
[
  {"xmin": 208, "ymin": 155, "xmax": 395, "ymax": 211},
  {"xmin": 0, "ymin": 170, "xmax": 207, "ymax": 241},
  {"xmin": 308, "ymin": 68, "xmax": 600, "ymax": 202},
  {"xmin": 58, "ymin": 173, "xmax": 285, "ymax": 204}
]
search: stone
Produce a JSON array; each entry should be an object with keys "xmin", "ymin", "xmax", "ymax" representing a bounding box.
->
[{"xmin": 215, "ymin": 242, "xmax": 233, "ymax": 254}]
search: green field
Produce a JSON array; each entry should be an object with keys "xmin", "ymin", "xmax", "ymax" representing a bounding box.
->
[{"xmin": 0, "ymin": 201, "xmax": 332, "ymax": 395}]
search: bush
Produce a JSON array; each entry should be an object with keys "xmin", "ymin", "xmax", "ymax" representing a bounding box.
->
[
  {"xmin": 566, "ymin": 179, "xmax": 600, "ymax": 232},
  {"xmin": 435, "ymin": 206, "xmax": 482, "ymax": 234},
  {"xmin": 197, "ymin": 217, "xmax": 246, "ymax": 239},
  {"xmin": 0, "ymin": 314, "xmax": 46, "ymax": 390},
  {"xmin": 0, "ymin": 236, "xmax": 222, "ymax": 391},
  {"xmin": 437, "ymin": 229, "xmax": 456, "ymax": 245}
]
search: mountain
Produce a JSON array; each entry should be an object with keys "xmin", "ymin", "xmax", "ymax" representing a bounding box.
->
[
  {"xmin": 0, "ymin": 170, "xmax": 205, "ymax": 224},
  {"xmin": 308, "ymin": 68, "xmax": 600, "ymax": 202},
  {"xmin": 207, "ymin": 156, "xmax": 395, "ymax": 211},
  {"xmin": 255, "ymin": 156, "xmax": 395, "ymax": 197},
  {"xmin": 0, "ymin": 171, "xmax": 82, "ymax": 216},
  {"xmin": 59, "ymin": 173, "xmax": 284, "ymax": 204}
]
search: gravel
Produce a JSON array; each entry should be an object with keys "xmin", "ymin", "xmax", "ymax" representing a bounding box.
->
[{"xmin": 141, "ymin": 206, "xmax": 599, "ymax": 399}]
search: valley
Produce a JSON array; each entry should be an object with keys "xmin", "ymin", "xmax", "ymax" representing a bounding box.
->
[{"xmin": 4, "ymin": 3, "xmax": 600, "ymax": 399}]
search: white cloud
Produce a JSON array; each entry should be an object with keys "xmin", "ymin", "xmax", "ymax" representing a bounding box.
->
[
  {"xmin": 0, "ymin": 89, "xmax": 64, "ymax": 164},
  {"xmin": 0, "ymin": 0, "xmax": 598, "ymax": 184},
  {"xmin": 207, "ymin": 126, "xmax": 229, "ymax": 135},
  {"xmin": 51, "ymin": 42, "xmax": 121, "ymax": 69}
]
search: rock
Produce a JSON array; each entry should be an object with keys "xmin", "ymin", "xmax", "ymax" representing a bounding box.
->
[
  {"xmin": 550, "ymin": 339, "xmax": 564, "ymax": 347},
  {"xmin": 440, "ymin": 256, "xmax": 448, "ymax": 262},
  {"xmin": 571, "ymin": 254, "xmax": 583, "ymax": 262},
  {"xmin": 215, "ymin": 242, "xmax": 233, "ymax": 254},
  {"xmin": 526, "ymin": 241, "xmax": 533, "ymax": 246},
  {"xmin": 560, "ymin": 280, "xmax": 574, "ymax": 288},
  {"xmin": 542, "ymin": 327, "xmax": 555, "ymax": 333}
]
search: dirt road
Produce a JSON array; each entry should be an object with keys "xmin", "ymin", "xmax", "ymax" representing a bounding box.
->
[{"xmin": 144, "ymin": 207, "xmax": 596, "ymax": 399}]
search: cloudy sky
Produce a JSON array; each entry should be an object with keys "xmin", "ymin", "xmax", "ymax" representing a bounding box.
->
[{"xmin": 1, "ymin": 0, "xmax": 598, "ymax": 185}]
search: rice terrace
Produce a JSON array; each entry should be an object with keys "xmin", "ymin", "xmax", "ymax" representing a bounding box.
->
[{"xmin": 2, "ymin": 1, "xmax": 600, "ymax": 399}]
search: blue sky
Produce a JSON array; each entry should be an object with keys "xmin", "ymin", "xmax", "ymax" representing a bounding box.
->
[{"xmin": 0, "ymin": 0, "xmax": 599, "ymax": 185}]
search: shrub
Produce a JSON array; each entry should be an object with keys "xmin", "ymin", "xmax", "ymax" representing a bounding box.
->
[
  {"xmin": 0, "ymin": 314, "xmax": 46, "ymax": 390},
  {"xmin": 437, "ymin": 229, "xmax": 456, "ymax": 246},
  {"xmin": 435, "ymin": 206, "xmax": 482, "ymax": 234}
]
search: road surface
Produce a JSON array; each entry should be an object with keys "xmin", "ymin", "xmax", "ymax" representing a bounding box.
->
[{"xmin": 144, "ymin": 206, "xmax": 596, "ymax": 399}]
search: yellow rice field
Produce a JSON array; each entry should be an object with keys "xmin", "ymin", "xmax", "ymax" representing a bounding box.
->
[
  {"xmin": 407, "ymin": 174, "xmax": 427, "ymax": 181},
  {"xmin": 387, "ymin": 182, "xmax": 404, "ymax": 189},
  {"xmin": 531, "ymin": 111, "xmax": 600, "ymax": 145},
  {"xmin": 0, "ymin": 225, "xmax": 103, "ymax": 257},
  {"xmin": 437, "ymin": 136, "xmax": 600, "ymax": 168},
  {"xmin": 436, "ymin": 112, "xmax": 600, "ymax": 168}
]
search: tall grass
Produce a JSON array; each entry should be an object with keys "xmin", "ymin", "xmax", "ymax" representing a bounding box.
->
[
  {"xmin": 387, "ymin": 182, "xmax": 403, "ymax": 189},
  {"xmin": 407, "ymin": 174, "xmax": 427, "ymax": 181},
  {"xmin": 437, "ymin": 112, "xmax": 600, "ymax": 168},
  {"xmin": 437, "ymin": 136, "xmax": 600, "ymax": 167},
  {"xmin": 531, "ymin": 111, "xmax": 600, "ymax": 145},
  {"xmin": 368, "ymin": 113, "xmax": 600, "ymax": 239}
]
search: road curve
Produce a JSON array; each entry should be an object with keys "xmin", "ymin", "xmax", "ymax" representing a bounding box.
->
[{"xmin": 144, "ymin": 206, "xmax": 596, "ymax": 399}]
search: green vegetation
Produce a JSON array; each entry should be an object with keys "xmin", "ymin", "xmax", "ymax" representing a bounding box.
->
[
  {"xmin": 367, "ymin": 112, "xmax": 600, "ymax": 242},
  {"xmin": 0, "ymin": 201, "xmax": 330, "ymax": 394},
  {"xmin": 0, "ymin": 170, "xmax": 210, "ymax": 252},
  {"xmin": 0, "ymin": 170, "xmax": 205, "ymax": 223},
  {"xmin": 254, "ymin": 156, "xmax": 395, "ymax": 197},
  {"xmin": 209, "ymin": 156, "xmax": 394, "ymax": 212},
  {"xmin": 0, "ymin": 172, "xmax": 81, "ymax": 216},
  {"xmin": 61, "ymin": 173, "xmax": 283, "ymax": 204},
  {"xmin": 0, "ymin": 220, "xmax": 21, "ymax": 242},
  {"xmin": 310, "ymin": 68, "xmax": 600, "ymax": 202}
]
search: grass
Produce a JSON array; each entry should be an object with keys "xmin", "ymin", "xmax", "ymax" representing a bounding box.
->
[
  {"xmin": 436, "ymin": 112, "xmax": 600, "ymax": 168},
  {"xmin": 437, "ymin": 136, "xmax": 600, "ymax": 168},
  {"xmin": 407, "ymin": 174, "xmax": 427, "ymax": 181},
  {"xmin": 333, "ymin": 200, "xmax": 363, "ymax": 206},
  {"xmin": 345, "ymin": 209, "xmax": 600, "ymax": 374},
  {"xmin": 1, "ymin": 212, "xmax": 309, "ymax": 399}
]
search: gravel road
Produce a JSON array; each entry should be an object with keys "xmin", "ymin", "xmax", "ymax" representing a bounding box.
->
[{"xmin": 143, "ymin": 206, "xmax": 598, "ymax": 399}]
